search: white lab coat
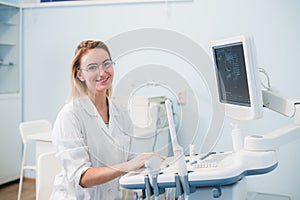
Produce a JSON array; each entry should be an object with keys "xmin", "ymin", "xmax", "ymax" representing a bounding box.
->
[{"xmin": 50, "ymin": 95, "xmax": 133, "ymax": 200}]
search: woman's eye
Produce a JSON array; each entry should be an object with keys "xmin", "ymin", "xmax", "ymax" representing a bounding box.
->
[
  {"xmin": 88, "ymin": 65, "xmax": 98, "ymax": 71},
  {"xmin": 103, "ymin": 61, "xmax": 111, "ymax": 69}
]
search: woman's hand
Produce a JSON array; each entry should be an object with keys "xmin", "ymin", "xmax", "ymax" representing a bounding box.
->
[
  {"xmin": 120, "ymin": 153, "xmax": 166, "ymax": 173},
  {"xmin": 79, "ymin": 153, "xmax": 166, "ymax": 187}
]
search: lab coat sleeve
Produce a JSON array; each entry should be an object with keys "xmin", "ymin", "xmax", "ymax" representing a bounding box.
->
[{"xmin": 52, "ymin": 107, "xmax": 91, "ymax": 189}]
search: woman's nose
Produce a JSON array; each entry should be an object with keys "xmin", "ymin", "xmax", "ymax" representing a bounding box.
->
[{"xmin": 97, "ymin": 68, "xmax": 106, "ymax": 76}]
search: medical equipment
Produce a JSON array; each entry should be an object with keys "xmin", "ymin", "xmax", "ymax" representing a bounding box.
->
[
  {"xmin": 244, "ymin": 89, "xmax": 300, "ymax": 151},
  {"xmin": 211, "ymin": 35, "xmax": 263, "ymax": 121},
  {"xmin": 118, "ymin": 34, "xmax": 300, "ymax": 199},
  {"xmin": 164, "ymin": 99, "xmax": 187, "ymax": 177},
  {"xmin": 130, "ymin": 96, "xmax": 167, "ymax": 130},
  {"xmin": 120, "ymin": 102, "xmax": 278, "ymax": 199},
  {"xmin": 114, "ymin": 95, "xmax": 170, "ymax": 155}
]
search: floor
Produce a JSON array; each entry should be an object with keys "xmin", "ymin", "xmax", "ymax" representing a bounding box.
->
[
  {"xmin": 0, "ymin": 178, "xmax": 169, "ymax": 200},
  {"xmin": 0, "ymin": 178, "xmax": 35, "ymax": 200}
]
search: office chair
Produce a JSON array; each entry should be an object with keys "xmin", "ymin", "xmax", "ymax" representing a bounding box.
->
[{"xmin": 17, "ymin": 120, "xmax": 52, "ymax": 200}]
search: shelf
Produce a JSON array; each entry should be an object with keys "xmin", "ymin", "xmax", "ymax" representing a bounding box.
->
[
  {"xmin": 19, "ymin": 0, "xmax": 192, "ymax": 8},
  {"xmin": 0, "ymin": 21, "xmax": 16, "ymax": 26},
  {"xmin": 0, "ymin": 63, "xmax": 15, "ymax": 70},
  {"xmin": 0, "ymin": 92, "xmax": 20, "ymax": 99},
  {"xmin": 0, "ymin": 2, "xmax": 19, "ymax": 8},
  {"xmin": 0, "ymin": 42, "xmax": 16, "ymax": 46}
]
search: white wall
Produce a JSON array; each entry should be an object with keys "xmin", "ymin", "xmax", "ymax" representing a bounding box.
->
[{"xmin": 21, "ymin": 0, "xmax": 300, "ymax": 198}]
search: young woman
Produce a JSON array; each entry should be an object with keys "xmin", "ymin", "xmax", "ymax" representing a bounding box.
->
[{"xmin": 50, "ymin": 40, "xmax": 164, "ymax": 199}]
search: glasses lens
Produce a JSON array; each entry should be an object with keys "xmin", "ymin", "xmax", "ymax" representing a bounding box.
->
[
  {"xmin": 87, "ymin": 64, "xmax": 99, "ymax": 72},
  {"xmin": 102, "ymin": 60, "xmax": 113, "ymax": 70}
]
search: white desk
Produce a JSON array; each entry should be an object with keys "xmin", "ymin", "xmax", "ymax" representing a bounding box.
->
[
  {"xmin": 31, "ymin": 132, "xmax": 55, "ymax": 199},
  {"xmin": 30, "ymin": 132, "xmax": 55, "ymax": 161}
]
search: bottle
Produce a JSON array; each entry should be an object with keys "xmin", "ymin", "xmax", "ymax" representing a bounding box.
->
[
  {"xmin": 189, "ymin": 144, "xmax": 195, "ymax": 157},
  {"xmin": 231, "ymin": 124, "xmax": 244, "ymax": 152}
]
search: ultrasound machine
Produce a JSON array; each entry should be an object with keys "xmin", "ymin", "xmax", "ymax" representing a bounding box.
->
[{"xmin": 117, "ymin": 35, "xmax": 300, "ymax": 200}]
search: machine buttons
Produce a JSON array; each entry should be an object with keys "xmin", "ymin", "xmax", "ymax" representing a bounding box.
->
[{"xmin": 193, "ymin": 162, "xmax": 218, "ymax": 169}]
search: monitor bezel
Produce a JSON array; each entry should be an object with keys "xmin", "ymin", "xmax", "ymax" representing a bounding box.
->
[{"xmin": 211, "ymin": 35, "xmax": 263, "ymax": 120}]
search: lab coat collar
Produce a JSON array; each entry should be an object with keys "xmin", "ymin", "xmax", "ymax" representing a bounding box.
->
[
  {"xmin": 78, "ymin": 96, "xmax": 122, "ymax": 135},
  {"xmin": 78, "ymin": 95, "xmax": 121, "ymax": 118},
  {"xmin": 77, "ymin": 95, "xmax": 130, "ymax": 148},
  {"xmin": 78, "ymin": 95, "xmax": 97, "ymax": 117}
]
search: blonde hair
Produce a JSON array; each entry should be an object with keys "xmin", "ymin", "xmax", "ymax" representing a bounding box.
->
[{"xmin": 68, "ymin": 40, "xmax": 112, "ymax": 102}]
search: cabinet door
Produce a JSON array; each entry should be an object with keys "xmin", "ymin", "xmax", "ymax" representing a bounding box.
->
[
  {"xmin": 0, "ymin": 3, "xmax": 22, "ymax": 185},
  {"xmin": 0, "ymin": 4, "xmax": 20, "ymax": 94},
  {"xmin": 0, "ymin": 96, "xmax": 22, "ymax": 184}
]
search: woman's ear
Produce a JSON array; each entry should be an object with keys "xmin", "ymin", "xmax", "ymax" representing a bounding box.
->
[{"xmin": 76, "ymin": 68, "xmax": 85, "ymax": 82}]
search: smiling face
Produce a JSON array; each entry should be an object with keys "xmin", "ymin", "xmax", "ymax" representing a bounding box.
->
[{"xmin": 77, "ymin": 48, "xmax": 114, "ymax": 98}]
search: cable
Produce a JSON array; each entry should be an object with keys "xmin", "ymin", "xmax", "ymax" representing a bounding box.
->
[
  {"xmin": 259, "ymin": 68, "xmax": 271, "ymax": 90},
  {"xmin": 126, "ymin": 80, "xmax": 184, "ymax": 139}
]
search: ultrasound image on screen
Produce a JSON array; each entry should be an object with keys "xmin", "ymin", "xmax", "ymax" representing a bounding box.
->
[{"xmin": 214, "ymin": 43, "xmax": 251, "ymax": 106}]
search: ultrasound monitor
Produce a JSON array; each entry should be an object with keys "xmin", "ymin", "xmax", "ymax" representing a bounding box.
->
[{"xmin": 211, "ymin": 35, "xmax": 263, "ymax": 120}]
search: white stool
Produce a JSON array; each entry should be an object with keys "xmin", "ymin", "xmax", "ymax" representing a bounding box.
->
[{"xmin": 17, "ymin": 120, "xmax": 52, "ymax": 200}]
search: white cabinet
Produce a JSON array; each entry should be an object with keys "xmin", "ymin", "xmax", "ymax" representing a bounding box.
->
[
  {"xmin": 0, "ymin": 97, "xmax": 22, "ymax": 184},
  {"xmin": 0, "ymin": 3, "xmax": 20, "ymax": 94},
  {"xmin": 0, "ymin": 2, "xmax": 22, "ymax": 185}
]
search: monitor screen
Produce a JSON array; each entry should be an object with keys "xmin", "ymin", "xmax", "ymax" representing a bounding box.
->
[
  {"xmin": 214, "ymin": 42, "xmax": 250, "ymax": 107},
  {"xmin": 211, "ymin": 35, "xmax": 263, "ymax": 120}
]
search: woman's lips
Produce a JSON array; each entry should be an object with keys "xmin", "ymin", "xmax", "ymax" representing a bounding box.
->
[{"xmin": 95, "ymin": 76, "xmax": 110, "ymax": 83}]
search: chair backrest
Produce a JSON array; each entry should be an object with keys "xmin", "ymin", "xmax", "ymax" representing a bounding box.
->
[
  {"xmin": 19, "ymin": 120, "xmax": 52, "ymax": 143},
  {"xmin": 36, "ymin": 151, "xmax": 61, "ymax": 200}
]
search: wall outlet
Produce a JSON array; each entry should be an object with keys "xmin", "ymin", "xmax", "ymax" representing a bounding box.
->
[{"xmin": 177, "ymin": 90, "xmax": 186, "ymax": 104}]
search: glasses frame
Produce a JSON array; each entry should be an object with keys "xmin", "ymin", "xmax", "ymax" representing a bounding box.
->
[{"xmin": 81, "ymin": 59, "xmax": 115, "ymax": 73}]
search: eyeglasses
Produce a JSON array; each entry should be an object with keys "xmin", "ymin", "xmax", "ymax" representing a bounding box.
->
[{"xmin": 81, "ymin": 60, "xmax": 115, "ymax": 73}]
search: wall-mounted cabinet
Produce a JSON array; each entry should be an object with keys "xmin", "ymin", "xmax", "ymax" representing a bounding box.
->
[
  {"xmin": 0, "ymin": 3, "xmax": 20, "ymax": 94},
  {"xmin": 0, "ymin": 2, "xmax": 22, "ymax": 185}
]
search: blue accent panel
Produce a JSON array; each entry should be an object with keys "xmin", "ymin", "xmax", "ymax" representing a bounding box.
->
[
  {"xmin": 144, "ymin": 175, "xmax": 153, "ymax": 197},
  {"xmin": 152, "ymin": 176, "xmax": 165, "ymax": 197},
  {"xmin": 182, "ymin": 175, "xmax": 196, "ymax": 195},
  {"xmin": 158, "ymin": 181, "xmax": 176, "ymax": 188},
  {"xmin": 120, "ymin": 183, "xmax": 145, "ymax": 190},
  {"xmin": 175, "ymin": 174, "xmax": 184, "ymax": 196}
]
